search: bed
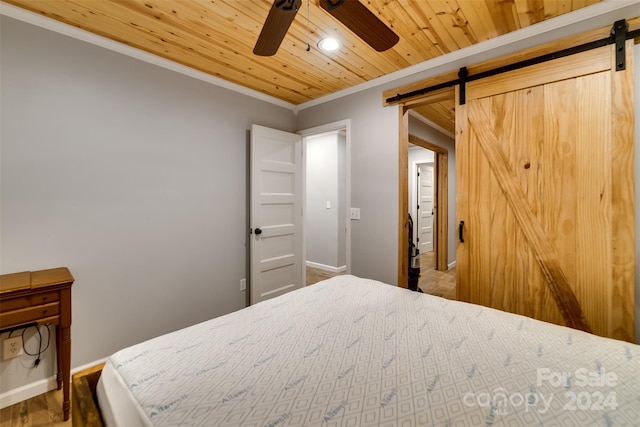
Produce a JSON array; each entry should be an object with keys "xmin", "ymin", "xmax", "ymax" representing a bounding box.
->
[{"xmin": 78, "ymin": 275, "xmax": 640, "ymax": 426}]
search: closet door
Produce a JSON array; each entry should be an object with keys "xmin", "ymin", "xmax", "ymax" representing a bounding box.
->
[{"xmin": 455, "ymin": 41, "xmax": 635, "ymax": 342}]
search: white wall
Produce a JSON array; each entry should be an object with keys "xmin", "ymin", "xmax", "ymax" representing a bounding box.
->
[
  {"xmin": 337, "ymin": 132, "xmax": 347, "ymax": 267},
  {"xmin": 0, "ymin": 16, "xmax": 296, "ymax": 394},
  {"xmin": 305, "ymin": 132, "xmax": 346, "ymax": 270}
]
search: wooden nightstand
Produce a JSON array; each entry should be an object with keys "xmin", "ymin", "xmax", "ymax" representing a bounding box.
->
[{"xmin": 0, "ymin": 267, "xmax": 74, "ymax": 421}]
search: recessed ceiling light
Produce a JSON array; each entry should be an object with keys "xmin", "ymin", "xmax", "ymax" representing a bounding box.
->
[{"xmin": 318, "ymin": 38, "xmax": 340, "ymax": 52}]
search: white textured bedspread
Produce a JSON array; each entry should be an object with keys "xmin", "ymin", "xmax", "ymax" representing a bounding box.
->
[{"xmin": 103, "ymin": 275, "xmax": 640, "ymax": 426}]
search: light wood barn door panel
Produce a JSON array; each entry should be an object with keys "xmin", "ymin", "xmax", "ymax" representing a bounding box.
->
[{"xmin": 455, "ymin": 43, "xmax": 635, "ymax": 342}]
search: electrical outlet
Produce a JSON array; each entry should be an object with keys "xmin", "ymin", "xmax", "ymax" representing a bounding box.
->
[
  {"xmin": 350, "ymin": 208, "xmax": 361, "ymax": 220},
  {"xmin": 240, "ymin": 278, "xmax": 246, "ymax": 291},
  {"xmin": 3, "ymin": 336, "xmax": 23, "ymax": 360}
]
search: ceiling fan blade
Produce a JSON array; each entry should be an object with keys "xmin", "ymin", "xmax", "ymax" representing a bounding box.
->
[
  {"xmin": 319, "ymin": 0, "xmax": 399, "ymax": 52},
  {"xmin": 254, "ymin": 0, "xmax": 302, "ymax": 56}
]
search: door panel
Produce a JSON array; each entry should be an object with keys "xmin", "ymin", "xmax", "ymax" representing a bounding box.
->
[
  {"xmin": 250, "ymin": 125, "xmax": 303, "ymax": 305},
  {"xmin": 456, "ymin": 44, "xmax": 635, "ymax": 342},
  {"xmin": 418, "ymin": 164, "xmax": 434, "ymax": 253}
]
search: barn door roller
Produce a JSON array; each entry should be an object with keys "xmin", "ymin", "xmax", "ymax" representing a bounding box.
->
[
  {"xmin": 458, "ymin": 67, "xmax": 468, "ymax": 106},
  {"xmin": 612, "ymin": 19, "xmax": 629, "ymax": 71}
]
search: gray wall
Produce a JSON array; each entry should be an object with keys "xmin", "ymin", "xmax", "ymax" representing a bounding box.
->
[
  {"xmin": 296, "ymin": 94, "xmax": 458, "ymax": 284},
  {"xmin": 0, "ymin": 16, "xmax": 295, "ymax": 392},
  {"xmin": 297, "ymin": 90, "xmax": 400, "ymax": 285}
]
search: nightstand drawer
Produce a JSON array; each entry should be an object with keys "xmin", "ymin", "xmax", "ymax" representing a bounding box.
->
[
  {"xmin": 0, "ymin": 302, "xmax": 60, "ymax": 329},
  {"xmin": 0, "ymin": 291, "xmax": 60, "ymax": 312}
]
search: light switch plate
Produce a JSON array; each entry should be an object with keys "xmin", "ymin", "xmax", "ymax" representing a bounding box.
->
[
  {"xmin": 350, "ymin": 208, "xmax": 361, "ymax": 220},
  {"xmin": 3, "ymin": 336, "xmax": 23, "ymax": 360}
]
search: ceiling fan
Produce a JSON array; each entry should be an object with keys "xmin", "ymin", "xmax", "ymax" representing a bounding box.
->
[{"xmin": 253, "ymin": 0, "xmax": 400, "ymax": 56}]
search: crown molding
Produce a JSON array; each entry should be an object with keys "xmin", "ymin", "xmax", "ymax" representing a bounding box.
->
[
  {"xmin": 0, "ymin": 2, "xmax": 297, "ymax": 111},
  {"xmin": 2, "ymin": 1, "xmax": 638, "ymax": 115}
]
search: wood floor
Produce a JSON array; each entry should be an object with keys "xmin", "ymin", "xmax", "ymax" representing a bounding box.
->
[
  {"xmin": 2, "ymin": 258, "xmax": 455, "ymax": 425},
  {"xmin": 306, "ymin": 265, "xmax": 344, "ymax": 285},
  {"xmin": 417, "ymin": 251, "xmax": 457, "ymax": 299},
  {"xmin": 0, "ymin": 388, "xmax": 70, "ymax": 427},
  {"xmin": 306, "ymin": 252, "xmax": 456, "ymax": 300}
]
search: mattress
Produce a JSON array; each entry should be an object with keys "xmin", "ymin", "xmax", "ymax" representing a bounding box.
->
[{"xmin": 97, "ymin": 275, "xmax": 640, "ymax": 426}]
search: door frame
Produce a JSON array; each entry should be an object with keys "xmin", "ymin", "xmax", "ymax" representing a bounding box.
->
[
  {"xmin": 398, "ymin": 98, "xmax": 451, "ymax": 287},
  {"xmin": 409, "ymin": 134, "xmax": 448, "ymax": 271},
  {"xmin": 414, "ymin": 160, "xmax": 435, "ymax": 255},
  {"xmin": 298, "ymin": 119, "xmax": 352, "ymax": 285}
]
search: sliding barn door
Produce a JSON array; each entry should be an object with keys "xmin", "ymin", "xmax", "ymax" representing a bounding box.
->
[{"xmin": 456, "ymin": 42, "xmax": 635, "ymax": 342}]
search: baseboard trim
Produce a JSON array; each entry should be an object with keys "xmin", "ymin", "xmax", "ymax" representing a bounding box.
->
[
  {"xmin": 448, "ymin": 260, "xmax": 457, "ymax": 269},
  {"xmin": 0, "ymin": 357, "xmax": 108, "ymax": 409},
  {"xmin": 306, "ymin": 261, "xmax": 347, "ymax": 274},
  {"xmin": 0, "ymin": 377, "xmax": 58, "ymax": 410}
]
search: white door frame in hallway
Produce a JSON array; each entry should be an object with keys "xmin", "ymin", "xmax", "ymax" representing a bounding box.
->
[
  {"xmin": 408, "ymin": 134, "xmax": 449, "ymax": 273},
  {"xmin": 417, "ymin": 162, "xmax": 434, "ymax": 254},
  {"xmin": 298, "ymin": 119, "xmax": 352, "ymax": 286}
]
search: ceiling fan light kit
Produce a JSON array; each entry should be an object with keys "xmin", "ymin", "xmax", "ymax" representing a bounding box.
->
[
  {"xmin": 318, "ymin": 37, "xmax": 340, "ymax": 52},
  {"xmin": 254, "ymin": 0, "xmax": 399, "ymax": 56}
]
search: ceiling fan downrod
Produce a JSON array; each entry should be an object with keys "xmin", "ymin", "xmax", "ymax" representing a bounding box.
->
[
  {"xmin": 320, "ymin": 0, "xmax": 346, "ymax": 11},
  {"xmin": 275, "ymin": 0, "xmax": 300, "ymax": 12}
]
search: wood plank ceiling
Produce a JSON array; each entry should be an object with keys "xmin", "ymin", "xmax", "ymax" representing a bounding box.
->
[{"xmin": 5, "ymin": 0, "xmax": 603, "ymax": 133}]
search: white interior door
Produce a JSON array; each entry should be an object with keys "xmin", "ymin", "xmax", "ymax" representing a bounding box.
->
[
  {"xmin": 418, "ymin": 164, "xmax": 434, "ymax": 253},
  {"xmin": 250, "ymin": 124, "xmax": 303, "ymax": 305}
]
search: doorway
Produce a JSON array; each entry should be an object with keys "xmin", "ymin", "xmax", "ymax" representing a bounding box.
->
[
  {"xmin": 409, "ymin": 147, "xmax": 435, "ymax": 270},
  {"xmin": 405, "ymin": 130, "xmax": 454, "ymax": 296},
  {"xmin": 394, "ymin": 79, "xmax": 455, "ymax": 288},
  {"xmin": 249, "ymin": 121, "xmax": 351, "ymax": 303},
  {"xmin": 417, "ymin": 162, "xmax": 434, "ymax": 257},
  {"xmin": 407, "ymin": 132, "xmax": 449, "ymax": 270},
  {"xmin": 299, "ymin": 120, "xmax": 351, "ymax": 286}
]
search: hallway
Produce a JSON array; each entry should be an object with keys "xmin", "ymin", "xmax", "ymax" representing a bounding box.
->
[{"xmin": 417, "ymin": 251, "xmax": 456, "ymax": 300}]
